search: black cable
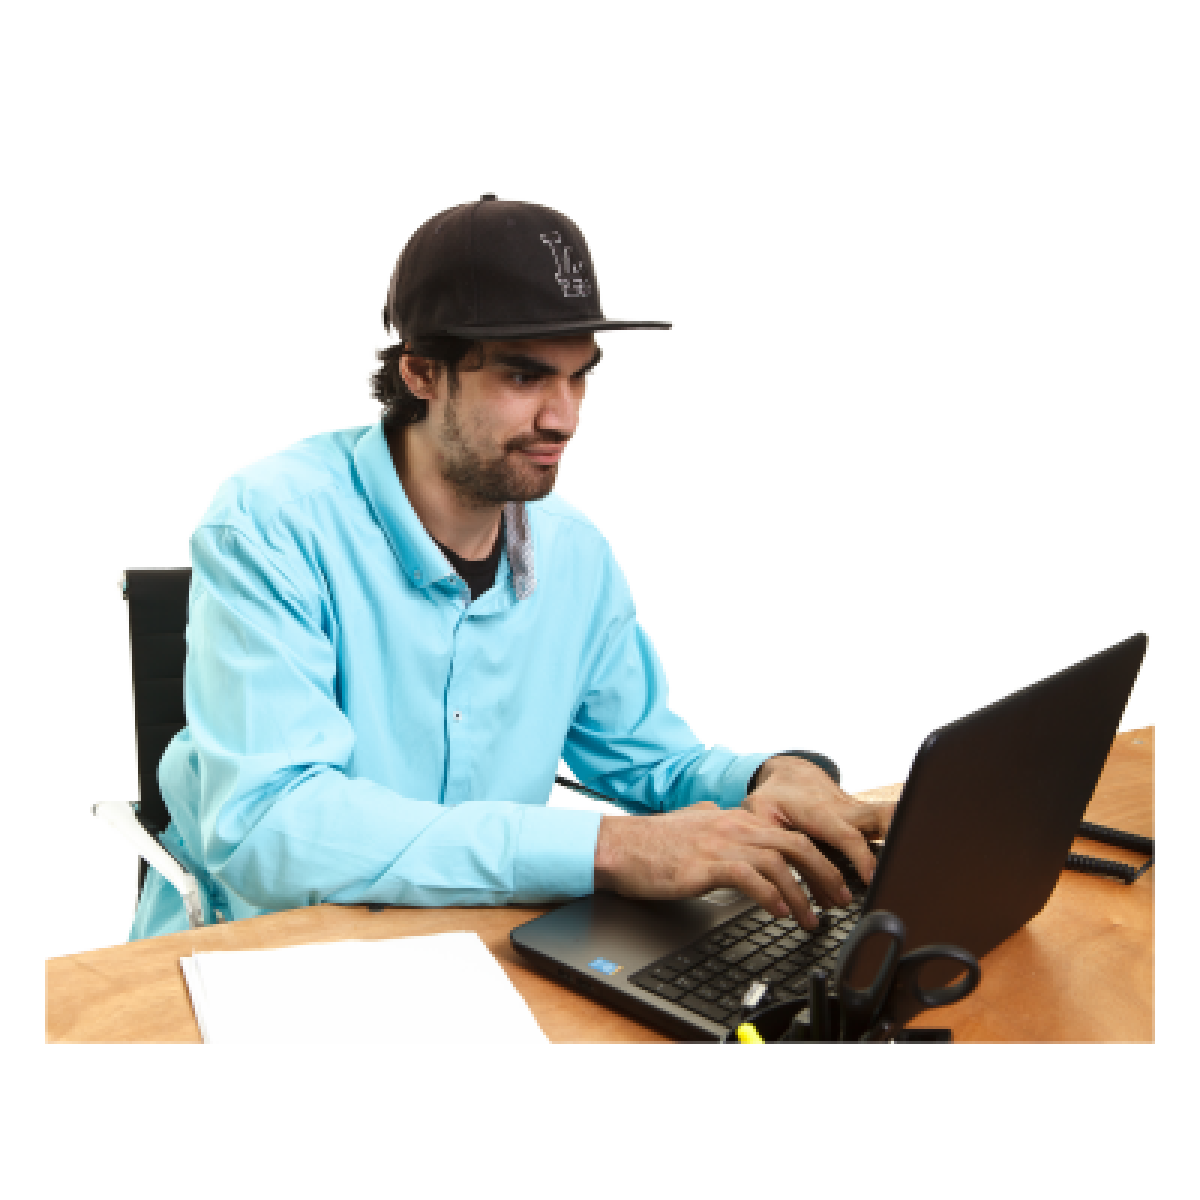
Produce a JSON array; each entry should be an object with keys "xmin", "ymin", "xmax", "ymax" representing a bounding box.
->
[
  {"xmin": 1078, "ymin": 820, "xmax": 1154, "ymax": 857},
  {"xmin": 1130, "ymin": 857, "xmax": 1155, "ymax": 882},
  {"xmin": 554, "ymin": 775, "xmax": 614, "ymax": 803},
  {"xmin": 1064, "ymin": 820, "xmax": 1154, "ymax": 884},
  {"xmin": 1065, "ymin": 852, "xmax": 1144, "ymax": 884}
]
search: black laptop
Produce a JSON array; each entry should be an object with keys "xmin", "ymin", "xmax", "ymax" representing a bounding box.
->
[{"xmin": 510, "ymin": 633, "xmax": 1148, "ymax": 1041}]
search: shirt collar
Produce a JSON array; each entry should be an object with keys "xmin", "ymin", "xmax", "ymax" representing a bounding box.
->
[{"xmin": 353, "ymin": 422, "xmax": 536, "ymax": 601}]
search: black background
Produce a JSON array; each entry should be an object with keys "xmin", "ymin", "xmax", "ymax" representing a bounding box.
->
[{"xmin": 63, "ymin": 166, "xmax": 1152, "ymax": 955}]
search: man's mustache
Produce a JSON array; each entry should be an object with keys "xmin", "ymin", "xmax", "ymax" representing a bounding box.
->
[
  {"xmin": 505, "ymin": 432, "xmax": 571, "ymax": 453},
  {"xmin": 508, "ymin": 439, "xmax": 568, "ymax": 451}
]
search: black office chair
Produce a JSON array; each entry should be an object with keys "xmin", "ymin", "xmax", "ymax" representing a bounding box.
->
[{"xmin": 93, "ymin": 569, "xmax": 206, "ymax": 927}]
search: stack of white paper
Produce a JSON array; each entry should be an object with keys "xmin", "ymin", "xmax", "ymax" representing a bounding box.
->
[{"xmin": 180, "ymin": 930, "xmax": 550, "ymax": 1045}]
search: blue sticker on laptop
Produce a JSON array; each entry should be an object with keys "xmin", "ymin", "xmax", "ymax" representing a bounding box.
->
[{"xmin": 588, "ymin": 957, "xmax": 622, "ymax": 975}]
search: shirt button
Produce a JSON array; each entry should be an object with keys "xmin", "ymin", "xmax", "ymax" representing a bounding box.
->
[
  {"xmin": 453, "ymin": 711, "xmax": 462, "ymax": 722},
  {"xmin": 414, "ymin": 570, "xmax": 422, "ymax": 581}
]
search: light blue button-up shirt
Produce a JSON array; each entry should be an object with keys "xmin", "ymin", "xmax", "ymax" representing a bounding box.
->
[{"xmin": 130, "ymin": 422, "xmax": 768, "ymax": 939}]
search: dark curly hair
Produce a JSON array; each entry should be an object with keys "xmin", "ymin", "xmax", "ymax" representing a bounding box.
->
[{"xmin": 370, "ymin": 335, "xmax": 483, "ymax": 431}]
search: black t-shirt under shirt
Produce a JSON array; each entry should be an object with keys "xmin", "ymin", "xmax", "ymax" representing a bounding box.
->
[{"xmin": 435, "ymin": 520, "xmax": 504, "ymax": 602}]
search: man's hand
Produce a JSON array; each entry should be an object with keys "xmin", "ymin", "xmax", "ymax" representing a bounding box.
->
[
  {"xmin": 592, "ymin": 757, "xmax": 896, "ymax": 930},
  {"xmin": 742, "ymin": 755, "xmax": 896, "ymax": 895}
]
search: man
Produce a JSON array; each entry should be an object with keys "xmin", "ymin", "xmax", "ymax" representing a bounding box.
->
[{"xmin": 130, "ymin": 195, "xmax": 894, "ymax": 941}]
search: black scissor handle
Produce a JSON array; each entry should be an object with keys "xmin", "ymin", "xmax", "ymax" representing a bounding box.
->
[
  {"xmin": 835, "ymin": 910, "xmax": 907, "ymax": 1030},
  {"xmin": 892, "ymin": 944, "xmax": 981, "ymax": 1010}
]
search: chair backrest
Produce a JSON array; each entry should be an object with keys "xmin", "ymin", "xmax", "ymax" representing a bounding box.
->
[{"xmin": 123, "ymin": 569, "xmax": 192, "ymax": 838}]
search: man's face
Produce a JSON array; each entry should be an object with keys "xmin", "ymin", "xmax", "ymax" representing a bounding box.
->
[{"xmin": 430, "ymin": 334, "xmax": 600, "ymax": 507}]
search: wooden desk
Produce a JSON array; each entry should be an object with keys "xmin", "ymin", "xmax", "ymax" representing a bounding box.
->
[{"xmin": 46, "ymin": 728, "xmax": 1154, "ymax": 1043}]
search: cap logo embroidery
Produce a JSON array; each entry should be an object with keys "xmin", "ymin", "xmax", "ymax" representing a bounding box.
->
[{"xmin": 540, "ymin": 232, "xmax": 592, "ymax": 298}]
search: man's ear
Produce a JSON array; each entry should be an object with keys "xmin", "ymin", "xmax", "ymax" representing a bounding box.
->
[{"xmin": 399, "ymin": 354, "xmax": 440, "ymax": 402}]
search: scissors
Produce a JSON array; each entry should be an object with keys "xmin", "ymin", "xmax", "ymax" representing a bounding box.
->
[{"xmin": 834, "ymin": 910, "xmax": 981, "ymax": 1042}]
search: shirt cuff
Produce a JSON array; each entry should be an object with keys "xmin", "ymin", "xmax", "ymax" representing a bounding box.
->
[
  {"xmin": 711, "ymin": 752, "xmax": 774, "ymax": 809},
  {"xmin": 513, "ymin": 805, "xmax": 605, "ymax": 900}
]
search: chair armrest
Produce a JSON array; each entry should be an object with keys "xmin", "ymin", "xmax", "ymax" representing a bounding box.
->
[{"xmin": 92, "ymin": 801, "xmax": 206, "ymax": 929}]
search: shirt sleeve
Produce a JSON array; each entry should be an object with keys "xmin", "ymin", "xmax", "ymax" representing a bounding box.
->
[
  {"xmin": 561, "ymin": 548, "xmax": 769, "ymax": 814},
  {"xmin": 180, "ymin": 520, "xmax": 601, "ymax": 911}
]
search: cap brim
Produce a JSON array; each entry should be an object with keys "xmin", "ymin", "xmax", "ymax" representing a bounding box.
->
[{"xmin": 438, "ymin": 319, "xmax": 671, "ymax": 339}]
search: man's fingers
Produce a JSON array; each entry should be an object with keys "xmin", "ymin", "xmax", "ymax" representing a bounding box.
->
[
  {"xmin": 793, "ymin": 846, "xmax": 854, "ymax": 909},
  {"xmin": 718, "ymin": 856, "xmax": 819, "ymax": 930},
  {"xmin": 766, "ymin": 791, "xmax": 896, "ymax": 892},
  {"xmin": 841, "ymin": 794, "xmax": 896, "ymax": 839},
  {"xmin": 727, "ymin": 821, "xmax": 847, "ymax": 913},
  {"xmin": 596, "ymin": 797, "xmax": 896, "ymax": 922},
  {"xmin": 748, "ymin": 849, "xmax": 820, "ymax": 929},
  {"xmin": 835, "ymin": 798, "xmax": 898, "ymax": 882},
  {"xmin": 750, "ymin": 824, "xmax": 852, "ymax": 909},
  {"xmin": 720, "ymin": 864, "xmax": 787, "ymax": 916},
  {"xmin": 796, "ymin": 811, "xmax": 881, "ymax": 895}
]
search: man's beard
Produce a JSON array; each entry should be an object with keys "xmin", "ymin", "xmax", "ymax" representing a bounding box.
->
[{"xmin": 437, "ymin": 393, "xmax": 566, "ymax": 507}]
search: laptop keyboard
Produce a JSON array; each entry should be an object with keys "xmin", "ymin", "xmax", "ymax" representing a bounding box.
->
[{"xmin": 629, "ymin": 896, "xmax": 866, "ymax": 1027}]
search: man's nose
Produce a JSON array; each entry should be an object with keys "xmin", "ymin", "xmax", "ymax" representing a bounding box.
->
[{"xmin": 535, "ymin": 379, "xmax": 581, "ymax": 438}]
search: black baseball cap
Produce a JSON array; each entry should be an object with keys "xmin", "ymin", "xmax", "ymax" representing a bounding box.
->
[{"xmin": 383, "ymin": 195, "xmax": 671, "ymax": 342}]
